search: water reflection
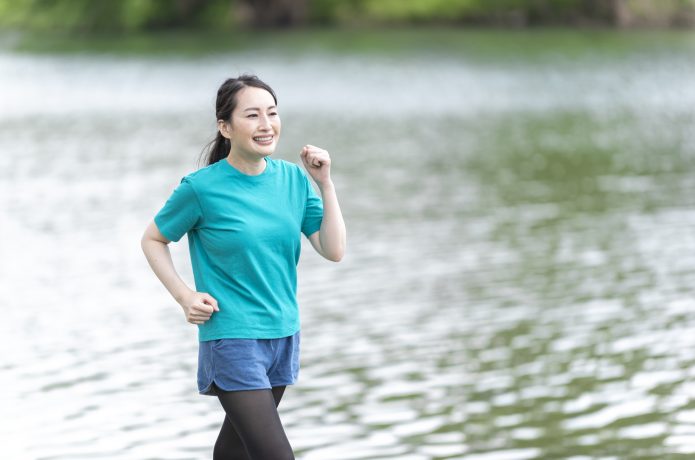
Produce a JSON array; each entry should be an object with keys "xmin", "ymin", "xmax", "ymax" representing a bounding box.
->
[{"xmin": 1, "ymin": 34, "xmax": 694, "ymax": 458}]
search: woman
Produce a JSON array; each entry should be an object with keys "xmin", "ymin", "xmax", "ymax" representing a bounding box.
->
[{"xmin": 141, "ymin": 74, "xmax": 346, "ymax": 459}]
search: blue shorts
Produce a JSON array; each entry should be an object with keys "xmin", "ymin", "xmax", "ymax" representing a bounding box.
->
[{"xmin": 197, "ymin": 330, "xmax": 300, "ymax": 395}]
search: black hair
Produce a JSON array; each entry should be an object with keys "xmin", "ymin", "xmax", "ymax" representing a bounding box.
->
[{"xmin": 199, "ymin": 74, "xmax": 278, "ymax": 167}]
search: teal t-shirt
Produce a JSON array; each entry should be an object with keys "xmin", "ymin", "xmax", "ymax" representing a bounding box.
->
[{"xmin": 154, "ymin": 157, "xmax": 323, "ymax": 340}]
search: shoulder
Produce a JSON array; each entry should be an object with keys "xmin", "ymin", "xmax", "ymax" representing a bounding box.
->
[
  {"xmin": 181, "ymin": 160, "xmax": 223, "ymax": 187},
  {"xmin": 271, "ymin": 158, "xmax": 308, "ymax": 179},
  {"xmin": 271, "ymin": 157, "xmax": 301, "ymax": 172}
]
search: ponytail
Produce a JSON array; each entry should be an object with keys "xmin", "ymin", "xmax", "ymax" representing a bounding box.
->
[{"xmin": 200, "ymin": 131, "xmax": 231, "ymax": 168}]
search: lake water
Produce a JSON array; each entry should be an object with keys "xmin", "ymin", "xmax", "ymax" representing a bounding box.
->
[{"xmin": 1, "ymin": 30, "xmax": 695, "ymax": 459}]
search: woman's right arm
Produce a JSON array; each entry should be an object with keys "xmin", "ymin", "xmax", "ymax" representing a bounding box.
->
[{"xmin": 140, "ymin": 221, "xmax": 218, "ymax": 324}]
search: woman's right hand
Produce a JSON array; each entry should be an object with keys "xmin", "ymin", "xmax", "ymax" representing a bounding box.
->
[{"xmin": 179, "ymin": 291, "xmax": 219, "ymax": 325}]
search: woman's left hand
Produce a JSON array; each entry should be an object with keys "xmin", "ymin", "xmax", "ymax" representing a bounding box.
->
[{"xmin": 300, "ymin": 144, "xmax": 332, "ymax": 186}]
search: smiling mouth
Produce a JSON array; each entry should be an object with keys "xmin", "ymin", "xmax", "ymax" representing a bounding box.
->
[{"xmin": 253, "ymin": 136, "xmax": 273, "ymax": 144}]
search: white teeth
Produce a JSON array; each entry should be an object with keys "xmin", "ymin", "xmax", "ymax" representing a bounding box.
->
[{"xmin": 254, "ymin": 136, "xmax": 272, "ymax": 141}]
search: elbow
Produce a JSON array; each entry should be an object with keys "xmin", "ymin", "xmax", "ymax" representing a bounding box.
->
[
  {"xmin": 140, "ymin": 233, "xmax": 153, "ymax": 257},
  {"xmin": 327, "ymin": 253, "xmax": 343, "ymax": 263},
  {"xmin": 324, "ymin": 244, "xmax": 345, "ymax": 262},
  {"xmin": 327, "ymin": 236, "xmax": 346, "ymax": 262},
  {"xmin": 312, "ymin": 229, "xmax": 346, "ymax": 262}
]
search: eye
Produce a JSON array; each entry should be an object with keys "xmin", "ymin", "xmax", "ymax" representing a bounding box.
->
[
  {"xmin": 247, "ymin": 114, "xmax": 258, "ymax": 118},
  {"xmin": 270, "ymin": 112, "xmax": 278, "ymax": 116}
]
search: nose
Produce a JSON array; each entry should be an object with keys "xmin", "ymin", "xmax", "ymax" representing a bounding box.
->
[{"xmin": 258, "ymin": 113, "xmax": 271, "ymax": 130}]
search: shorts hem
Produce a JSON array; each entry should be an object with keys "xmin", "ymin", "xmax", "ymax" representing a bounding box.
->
[{"xmin": 198, "ymin": 379, "xmax": 297, "ymax": 396}]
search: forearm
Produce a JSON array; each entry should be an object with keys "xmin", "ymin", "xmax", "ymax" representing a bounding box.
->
[
  {"xmin": 141, "ymin": 237, "xmax": 193, "ymax": 304},
  {"xmin": 317, "ymin": 180, "xmax": 346, "ymax": 262}
]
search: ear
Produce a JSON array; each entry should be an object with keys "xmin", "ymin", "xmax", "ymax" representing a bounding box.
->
[{"xmin": 217, "ymin": 119, "xmax": 232, "ymax": 140}]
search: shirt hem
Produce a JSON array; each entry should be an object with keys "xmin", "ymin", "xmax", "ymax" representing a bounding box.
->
[{"xmin": 198, "ymin": 324, "xmax": 300, "ymax": 341}]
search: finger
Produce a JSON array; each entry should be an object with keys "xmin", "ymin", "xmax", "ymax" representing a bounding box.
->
[
  {"xmin": 192, "ymin": 303, "xmax": 213, "ymax": 314},
  {"xmin": 302, "ymin": 145, "xmax": 321, "ymax": 156},
  {"xmin": 308, "ymin": 149, "xmax": 328, "ymax": 160},
  {"xmin": 304, "ymin": 147, "xmax": 322, "ymax": 155},
  {"xmin": 203, "ymin": 294, "xmax": 219, "ymax": 312},
  {"xmin": 307, "ymin": 153, "xmax": 323, "ymax": 167},
  {"xmin": 190, "ymin": 312, "xmax": 211, "ymax": 320},
  {"xmin": 303, "ymin": 150, "xmax": 320, "ymax": 165},
  {"xmin": 302, "ymin": 153, "xmax": 315, "ymax": 168}
]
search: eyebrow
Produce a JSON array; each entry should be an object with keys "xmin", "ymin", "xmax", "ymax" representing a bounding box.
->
[{"xmin": 243, "ymin": 106, "xmax": 277, "ymax": 111}]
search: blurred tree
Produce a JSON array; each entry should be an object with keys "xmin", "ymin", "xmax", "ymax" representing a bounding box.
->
[
  {"xmin": 609, "ymin": 0, "xmax": 695, "ymax": 27},
  {"xmin": 0, "ymin": 0, "xmax": 234, "ymax": 32},
  {"xmin": 238, "ymin": 0, "xmax": 308, "ymax": 27},
  {"xmin": 0, "ymin": 0, "xmax": 692, "ymax": 31}
]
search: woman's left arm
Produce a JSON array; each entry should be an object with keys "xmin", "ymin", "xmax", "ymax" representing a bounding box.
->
[{"xmin": 301, "ymin": 144, "xmax": 346, "ymax": 262}]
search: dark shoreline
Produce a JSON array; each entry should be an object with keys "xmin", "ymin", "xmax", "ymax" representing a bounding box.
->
[{"xmin": 2, "ymin": 26, "xmax": 695, "ymax": 58}]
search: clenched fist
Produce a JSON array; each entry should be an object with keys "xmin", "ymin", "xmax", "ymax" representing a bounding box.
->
[
  {"xmin": 178, "ymin": 291, "xmax": 219, "ymax": 325},
  {"xmin": 300, "ymin": 144, "xmax": 332, "ymax": 186}
]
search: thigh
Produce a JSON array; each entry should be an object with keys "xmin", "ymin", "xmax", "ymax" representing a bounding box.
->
[
  {"xmin": 272, "ymin": 385, "xmax": 286, "ymax": 407},
  {"xmin": 216, "ymin": 388, "xmax": 294, "ymax": 459}
]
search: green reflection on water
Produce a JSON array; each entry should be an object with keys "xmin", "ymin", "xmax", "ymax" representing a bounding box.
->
[
  {"xmin": 6, "ymin": 27, "xmax": 695, "ymax": 60},
  {"xmin": 466, "ymin": 110, "xmax": 695, "ymax": 213}
]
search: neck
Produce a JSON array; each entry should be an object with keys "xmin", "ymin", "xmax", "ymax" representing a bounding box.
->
[{"xmin": 226, "ymin": 152, "xmax": 267, "ymax": 176}]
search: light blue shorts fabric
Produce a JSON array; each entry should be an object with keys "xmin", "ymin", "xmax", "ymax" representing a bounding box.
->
[{"xmin": 197, "ymin": 330, "xmax": 300, "ymax": 395}]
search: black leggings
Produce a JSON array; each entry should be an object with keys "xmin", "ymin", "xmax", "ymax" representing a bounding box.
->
[{"xmin": 213, "ymin": 383, "xmax": 294, "ymax": 459}]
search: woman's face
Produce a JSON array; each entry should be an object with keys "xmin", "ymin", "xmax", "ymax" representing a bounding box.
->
[{"xmin": 223, "ymin": 86, "xmax": 281, "ymax": 159}]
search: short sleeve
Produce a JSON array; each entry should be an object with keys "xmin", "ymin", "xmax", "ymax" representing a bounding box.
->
[
  {"xmin": 301, "ymin": 172, "xmax": 324, "ymax": 237},
  {"xmin": 154, "ymin": 177, "xmax": 203, "ymax": 242}
]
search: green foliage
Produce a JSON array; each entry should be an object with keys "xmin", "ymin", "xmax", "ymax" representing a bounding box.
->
[
  {"xmin": 0, "ymin": 0, "xmax": 235, "ymax": 32},
  {"xmin": 308, "ymin": 0, "xmax": 591, "ymax": 24},
  {"xmin": 1, "ymin": 0, "xmax": 695, "ymax": 32},
  {"xmin": 191, "ymin": 1, "xmax": 234, "ymax": 29},
  {"xmin": 313, "ymin": 0, "xmax": 695, "ymax": 26},
  {"xmin": 362, "ymin": 0, "xmax": 480, "ymax": 22},
  {"xmin": 308, "ymin": 0, "xmax": 348, "ymax": 24}
]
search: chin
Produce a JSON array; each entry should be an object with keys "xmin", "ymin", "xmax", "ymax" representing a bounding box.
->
[{"xmin": 261, "ymin": 144, "xmax": 278, "ymax": 155}]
